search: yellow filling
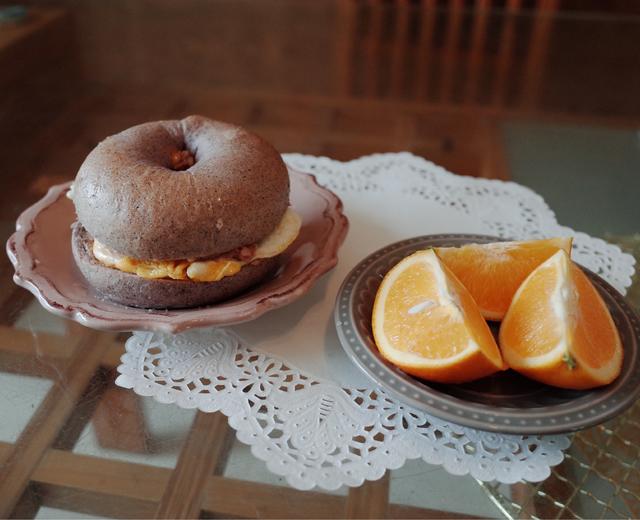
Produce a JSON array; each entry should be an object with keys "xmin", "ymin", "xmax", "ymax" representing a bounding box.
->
[{"xmin": 92, "ymin": 208, "xmax": 301, "ymax": 282}]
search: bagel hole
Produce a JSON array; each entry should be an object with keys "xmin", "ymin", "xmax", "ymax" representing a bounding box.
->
[{"xmin": 170, "ymin": 148, "xmax": 195, "ymax": 171}]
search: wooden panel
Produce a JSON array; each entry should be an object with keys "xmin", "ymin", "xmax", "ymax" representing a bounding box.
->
[
  {"xmin": 155, "ymin": 412, "xmax": 233, "ymax": 518},
  {"xmin": 0, "ymin": 332, "xmax": 111, "ymax": 517},
  {"xmin": 345, "ymin": 472, "xmax": 390, "ymax": 518}
]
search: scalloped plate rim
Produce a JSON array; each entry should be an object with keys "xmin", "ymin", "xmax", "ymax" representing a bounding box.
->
[
  {"xmin": 335, "ymin": 233, "xmax": 640, "ymax": 435},
  {"xmin": 7, "ymin": 168, "xmax": 348, "ymax": 333}
]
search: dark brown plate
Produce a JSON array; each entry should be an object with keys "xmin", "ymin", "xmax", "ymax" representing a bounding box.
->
[
  {"xmin": 7, "ymin": 168, "xmax": 348, "ymax": 333},
  {"xmin": 335, "ymin": 234, "xmax": 640, "ymax": 434}
]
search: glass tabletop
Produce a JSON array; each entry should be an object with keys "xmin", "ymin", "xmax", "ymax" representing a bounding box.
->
[{"xmin": 1, "ymin": 1, "xmax": 638, "ymax": 518}]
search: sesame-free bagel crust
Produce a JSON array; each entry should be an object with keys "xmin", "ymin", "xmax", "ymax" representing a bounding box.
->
[
  {"xmin": 74, "ymin": 115, "xmax": 289, "ymax": 260},
  {"xmin": 71, "ymin": 223, "xmax": 279, "ymax": 309}
]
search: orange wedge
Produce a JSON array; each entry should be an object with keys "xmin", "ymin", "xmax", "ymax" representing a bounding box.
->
[
  {"xmin": 499, "ymin": 250, "xmax": 623, "ymax": 389},
  {"xmin": 435, "ymin": 237, "xmax": 573, "ymax": 320},
  {"xmin": 372, "ymin": 249, "xmax": 506, "ymax": 383}
]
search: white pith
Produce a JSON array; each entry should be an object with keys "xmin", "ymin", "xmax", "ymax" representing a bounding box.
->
[
  {"xmin": 504, "ymin": 251, "xmax": 622, "ymax": 382},
  {"xmin": 373, "ymin": 250, "xmax": 481, "ymax": 368}
]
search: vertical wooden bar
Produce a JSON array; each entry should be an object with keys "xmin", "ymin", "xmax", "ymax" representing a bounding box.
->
[
  {"xmin": 520, "ymin": 0, "xmax": 559, "ymax": 109},
  {"xmin": 414, "ymin": 0, "xmax": 437, "ymax": 100},
  {"xmin": 492, "ymin": 0, "xmax": 521, "ymax": 107},
  {"xmin": 364, "ymin": 0, "xmax": 384, "ymax": 98},
  {"xmin": 390, "ymin": 0, "xmax": 410, "ymax": 97},
  {"xmin": 0, "ymin": 332, "xmax": 109, "ymax": 517},
  {"xmin": 345, "ymin": 472, "xmax": 390, "ymax": 519},
  {"xmin": 465, "ymin": 0, "xmax": 491, "ymax": 104},
  {"xmin": 155, "ymin": 411, "xmax": 234, "ymax": 518},
  {"xmin": 439, "ymin": 0, "xmax": 464, "ymax": 103},
  {"xmin": 335, "ymin": 0, "xmax": 358, "ymax": 96}
]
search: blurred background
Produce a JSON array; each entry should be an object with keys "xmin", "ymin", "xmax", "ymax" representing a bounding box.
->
[
  {"xmin": 1, "ymin": 1, "xmax": 639, "ymax": 518},
  {"xmin": 3, "ymin": 0, "xmax": 639, "ymax": 319}
]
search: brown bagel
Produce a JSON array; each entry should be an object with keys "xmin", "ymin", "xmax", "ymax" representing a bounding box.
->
[
  {"xmin": 73, "ymin": 115, "xmax": 289, "ymax": 260},
  {"xmin": 72, "ymin": 223, "xmax": 279, "ymax": 309}
]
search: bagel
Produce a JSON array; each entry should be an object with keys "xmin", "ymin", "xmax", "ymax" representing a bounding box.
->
[{"xmin": 70, "ymin": 116, "xmax": 300, "ymax": 309}]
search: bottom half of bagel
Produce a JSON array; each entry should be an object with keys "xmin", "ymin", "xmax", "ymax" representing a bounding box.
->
[{"xmin": 71, "ymin": 223, "xmax": 280, "ymax": 309}]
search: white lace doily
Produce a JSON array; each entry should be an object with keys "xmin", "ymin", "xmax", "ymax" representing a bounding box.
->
[{"xmin": 116, "ymin": 153, "xmax": 634, "ymax": 491}]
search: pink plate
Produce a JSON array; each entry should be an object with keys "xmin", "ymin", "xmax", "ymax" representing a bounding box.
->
[{"xmin": 6, "ymin": 168, "xmax": 348, "ymax": 333}]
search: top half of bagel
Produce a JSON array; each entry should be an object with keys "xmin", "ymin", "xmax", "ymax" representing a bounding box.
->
[{"xmin": 72, "ymin": 115, "xmax": 290, "ymax": 261}]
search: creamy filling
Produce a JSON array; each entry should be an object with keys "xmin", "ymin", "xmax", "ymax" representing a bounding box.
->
[{"xmin": 92, "ymin": 208, "xmax": 301, "ymax": 282}]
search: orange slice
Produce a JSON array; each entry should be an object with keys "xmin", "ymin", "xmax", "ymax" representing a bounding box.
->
[
  {"xmin": 499, "ymin": 250, "xmax": 623, "ymax": 389},
  {"xmin": 372, "ymin": 249, "xmax": 506, "ymax": 383},
  {"xmin": 435, "ymin": 237, "xmax": 573, "ymax": 320}
]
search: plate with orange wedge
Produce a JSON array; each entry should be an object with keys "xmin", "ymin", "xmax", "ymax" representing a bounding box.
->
[{"xmin": 335, "ymin": 234, "xmax": 640, "ymax": 434}]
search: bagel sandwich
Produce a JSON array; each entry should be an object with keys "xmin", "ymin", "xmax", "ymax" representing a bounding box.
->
[{"xmin": 70, "ymin": 115, "xmax": 301, "ymax": 309}]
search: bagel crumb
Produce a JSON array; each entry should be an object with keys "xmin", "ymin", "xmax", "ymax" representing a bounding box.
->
[
  {"xmin": 170, "ymin": 149, "xmax": 195, "ymax": 170},
  {"xmin": 216, "ymin": 218, "xmax": 224, "ymax": 230}
]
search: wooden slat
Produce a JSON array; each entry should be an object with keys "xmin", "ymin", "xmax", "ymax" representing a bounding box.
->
[
  {"xmin": 492, "ymin": 0, "xmax": 521, "ymax": 107},
  {"xmin": 0, "ymin": 332, "xmax": 110, "ymax": 517},
  {"xmin": 335, "ymin": 0, "xmax": 357, "ymax": 96},
  {"xmin": 52, "ymin": 368, "xmax": 110, "ymax": 451},
  {"xmin": 9, "ymin": 485, "xmax": 41, "ymax": 520},
  {"xmin": 201, "ymin": 475, "xmax": 346, "ymax": 519},
  {"xmin": 0, "ymin": 350, "xmax": 66, "ymax": 379},
  {"xmin": 0, "ymin": 442, "xmax": 470, "ymax": 519},
  {"xmin": 414, "ymin": 0, "xmax": 437, "ymax": 100},
  {"xmin": 465, "ymin": 0, "xmax": 491, "ymax": 104},
  {"xmin": 439, "ymin": 0, "xmax": 464, "ymax": 102},
  {"xmin": 363, "ymin": 0, "xmax": 383, "ymax": 98},
  {"xmin": 388, "ymin": 503, "xmax": 476, "ymax": 519},
  {"xmin": 390, "ymin": 0, "xmax": 409, "ymax": 97},
  {"xmin": 37, "ymin": 484, "xmax": 156, "ymax": 520},
  {"xmin": 345, "ymin": 472, "xmax": 390, "ymax": 518},
  {"xmin": 0, "ymin": 325, "xmax": 125, "ymax": 369},
  {"xmin": 520, "ymin": 0, "xmax": 558, "ymax": 108},
  {"xmin": 0, "ymin": 325, "xmax": 75, "ymax": 358},
  {"xmin": 33, "ymin": 446, "xmax": 167, "ymax": 502},
  {"xmin": 155, "ymin": 412, "xmax": 233, "ymax": 518}
]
